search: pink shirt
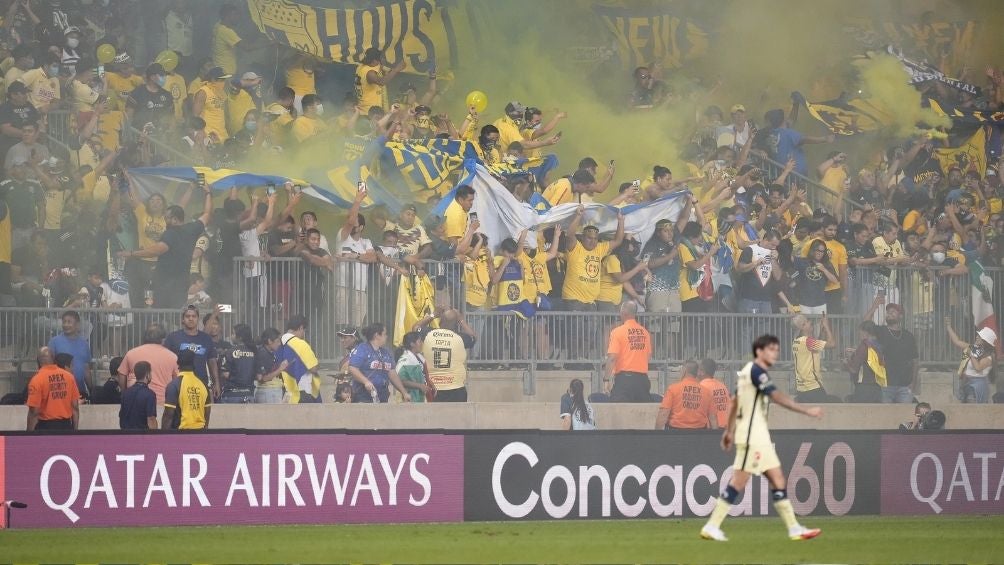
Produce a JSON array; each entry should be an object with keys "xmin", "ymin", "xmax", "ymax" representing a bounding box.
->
[{"xmin": 120, "ymin": 344, "xmax": 178, "ymax": 404}]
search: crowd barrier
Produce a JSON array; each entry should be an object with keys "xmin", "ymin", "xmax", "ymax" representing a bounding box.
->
[{"xmin": 0, "ymin": 430, "xmax": 1000, "ymax": 528}]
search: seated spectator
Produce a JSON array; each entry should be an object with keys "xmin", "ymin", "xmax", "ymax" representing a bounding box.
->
[{"xmin": 560, "ymin": 378, "xmax": 596, "ymax": 430}]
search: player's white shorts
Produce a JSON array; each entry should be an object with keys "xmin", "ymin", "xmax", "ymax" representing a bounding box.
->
[{"xmin": 734, "ymin": 443, "xmax": 781, "ymax": 475}]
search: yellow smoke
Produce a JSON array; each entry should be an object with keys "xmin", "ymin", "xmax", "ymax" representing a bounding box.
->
[{"xmin": 854, "ymin": 53, "xmax": 952, "ymax": 137}]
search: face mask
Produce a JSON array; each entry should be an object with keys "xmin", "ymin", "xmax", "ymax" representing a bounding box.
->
[
  {"xmin": 526, "ymin": 122, "xmax": 541, "ymax": 130},
  {"xmin": 245, "ymin": 121, "xmax": 257, "ymax": 132},
  {"xmin": 314, "ymin": 104, "xmax": 324, "ymax": 116},
  {"xmin": 66, "ymin": 38, "xmax": 79, "ymax": 49},
  {"xmin": 156, "ymin": 75, "xmax": 166, "ymax": 87},
  {"xmin": 482, "ymin": 139, "xmax": 497, "ymax": 151},
  {"xmin": 932, "ymin": 252, "xmax": 946, "ymax": 264}
]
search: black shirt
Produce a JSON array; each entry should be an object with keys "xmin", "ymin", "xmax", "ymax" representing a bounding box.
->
[
  {"xmin": 119, "ymin": 381, "xmax": 156, "ymax": 429},
  {"xmin": 846, "ymin": 239, "xmax": 876, "ymax": 282},
  {"xmin": 0, "ymin": 101, "xmax": 40, "ymax": 157},
  {"xmin": 157, "ymin": 220, "xmax": 205, "ymax": 279},
  {"xmin": 737, "ymin": 246, "xmax": 779, "ymax": 302},
  {"xmin": 128, "ymin": 85, "xmax": 174, "ymax": 128},
  {"xmin": 302, "ymin": 247, "xmax": 330, "ymax": 295},
  {"xmin": 874, "ymin": 326, "xmax": 919, "ymax": 387},
  {"xmin": 268, "ymin": 227, "xmax": 297, "ymax": 281},
  {"xmin": 792, "ymin": 257, "xmax": 833, "ymax": 308},
  {"xmin": 223, "ymin": 344, "xmax": 257, "ymax": 389}
]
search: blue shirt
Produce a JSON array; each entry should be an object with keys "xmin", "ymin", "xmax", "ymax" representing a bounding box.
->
[
  {"xmin": 119, "ymin": 381, "xmax": 156, "ymax": 429},
  {"xmin": 770, "ymin": 127, "xmax": 806, "ymax": 175},
  {"xmin": 163, "ymin": 330, "xmax": 216, "ymax": 384},
  {"xmin": 348, "ymin": 342, "xmax": 395, "ymax": 388},
  {"xmin": 48, "ymin": 333, "xmax": 91, "ymax": 393}
]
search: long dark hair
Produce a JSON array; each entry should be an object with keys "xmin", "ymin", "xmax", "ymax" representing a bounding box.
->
[
  {"xmin": 568, "ymin": 378, "xmax": 591, "ymax": 426},
  {"xmin": 233, "ymin": 323, "xmax": 255, "ymax": 350}
]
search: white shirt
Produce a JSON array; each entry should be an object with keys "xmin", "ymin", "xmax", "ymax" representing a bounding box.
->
[
  {"xmin": 100, "ymin": 282, "xmax": 132, "ymax": 326},
  {"xmin": 239, "ymin": 227, "xmax": 262, "ymax": 277},
  {"xmin": 165, "ymin": 10, "xmax": 194, "ymax": 56},
  {"xmin": 336, "ymin": 235, "xmax": 373, "ymax": 291}
]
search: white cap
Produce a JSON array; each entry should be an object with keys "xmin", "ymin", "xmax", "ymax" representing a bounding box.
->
[{"xmin": 977, "ymin": 327, "xmax": 997, "ymax": 347}]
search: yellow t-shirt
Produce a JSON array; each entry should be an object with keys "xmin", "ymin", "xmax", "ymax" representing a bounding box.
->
[
  {"xmin": 792, "ymin": 336, "xmax": 826, "ymax": 392},
  {"xmin": 134, "ymin": 203, "xmax": 166, "ymax": 262},
  {"xmin": 265, "ymin": 102, "xmax": 294, "ymax": 145},
  {"xmin": 105, "ymin": 72, "xmax": 143, "ymax": 111},
  {"xmin": 77, "ymin": 171, "xmax": 110, "ymax": 209},
  {"xmin": 678, "ymin": 241, "xmax": 701, "ymax": 302},
  {"xmin": 443, "ymin": 199, "xmax": 468, "ymax": 240},
  {"xmin": 354, "ymin": 62, "xmax": 385, "ymax": 111},
  {"xmin": 197, "ymin": 83, "xmax": 228, "ymax": 141},
  {"xmin": 69, "ymin": 142, "xmax": 98, "ymax": 171},
  {"xmin": 523, "ymin": 251, "xmax": 551, "ymax": 296},
  {"xmin": 0, "ymin": 200, "xmax": 10, "ymax": 263},
  {"xmin": 542, "ymin": 177, "xmax": 574, "ymax": 206},
  {"xmin": 492, "ymin": 115, "xmax": 525, "ymax": 153},
  {"xmin": 68, "ymin": 79, "xmax": 99, "ymax": 112},
  {"xmin": 165, "ymin": 371, "xmax": 211, "ymax": 430},
  {"xmin": 18, "ymin": 68, "xmax": 60, "ymax": 109},
  {"xmin": 802, "ymin": 238, "xmax": 847, "ymax": 292},
  {"xmin": 902, "ymin": 210, "xmax": 927, "ymax": 236},
  {"xmin": 212, "ymin": 23, "xmax": 241, "ymax": 75},
  {"xmin": 597, "ymin": 254, "xmax": 624, "ymax": 305},
  {"xmin": 285, "ymin": 63, "xmax": 316, "ymax": 96},
  {"xmin": 463, "ymin": 256, "xmax": 490, "ymax": 308},
  {"xmin": 290, "ymin": 115, "xmax": 327, "ymax": 143},
  {"xmin": 188, "ymin": 77, "xmax": 206, "ymax": 97},
  {"xmin": 163, "ymin": 73, "xmax": 188, "ymax": 119},
  {"xmin": 493, "ymin": 255, "xmax": 528, "ymax": 309},
  {"xmin": 820, "ymin": 166, "xmax": 848, "ymax": 196},
  {"xmin": 42, "ymin": 187, "xmax": 70, "ymax": 229},
  {"xmin": 422, "ymin": 328, "xmax": 469, "ymax": 391},
  {"xmin": 225, "ymin": 87, "xmax": 256, "ymax": 136},
  {"xmin": 191, "ymin": 234, "xmax": 211, "ymax": 280},
  {"xmin": 4, "ymin": 66, "xmax": 24, "ymax": 87},
  {"xmin": 97, "ymin": 110, "xmax": 125, "ymax": 152},
  {"xmin": 562, "ymin": 241, "xmax": 610, "ymax": 303}
]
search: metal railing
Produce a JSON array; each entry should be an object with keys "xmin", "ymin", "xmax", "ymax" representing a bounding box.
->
[{"xmin": 749, "ymin": 153, "xmax": 862, "ymax": 219}]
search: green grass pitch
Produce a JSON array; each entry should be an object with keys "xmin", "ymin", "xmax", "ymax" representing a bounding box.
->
[{"xmin": 1, "ymin": 516, "xmax": 1001, "ymax": 563}]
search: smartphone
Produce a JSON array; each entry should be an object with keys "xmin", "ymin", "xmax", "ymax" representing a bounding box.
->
[
  {"xmin": 218, "ymin": 304, "xmax": 233, "ymax": 313},
  {"xmin": 469, "ymin": 212, "xmax": 479, "ymax": 223},
  {"xmin": 631, "ymin": 179, "xmax": 641, "ymax": 188},
  {"xmin": 609, "ymin": 159, "xmax": 615, "ymax": 167},
  {"xmin": 642, "ymin": 253, "xmax": 652, "ymax": 262},
  {"xmin": 877, "ymin": 288, "xmax": 887, "ymax": 298},
  {"xmin": 196, "ymin": 172, "xmax": 206, "ymax": 188},
  {"xmin": 357, "ymin": 180, "xmax": 367, "ymax": 193}
]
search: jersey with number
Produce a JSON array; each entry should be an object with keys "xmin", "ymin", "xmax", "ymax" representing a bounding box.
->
[
  {"xmin": 734, "ymin": 361, "xmax": 776, "ymax": 446},
  {"xmin": 422, "ymin": 328, "xmax": 469, "ymax": 391}
]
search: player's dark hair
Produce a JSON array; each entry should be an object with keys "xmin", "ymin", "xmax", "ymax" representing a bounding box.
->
[
  {"xmin": 362, "ymin": 323, "xmax": 386, "ymax": 342},
  {"xmin": 700, "ymin": 358, "xmax": 717, "ymax": 376},
  {"xmin": 683, "ymin": 359, "xmax": 699, "ymax": 377},
  {"xmin": 134, "ymin": 361, "xmax": 151, "ymax": 382},
  {"xmin": 568, "ymin": 378, "xmax": 591, "ymax": 426},
  {"xmin": 286, "ymin": 315, "xmax": 309, "ymax": 332},
  {"xmin": 752, "ymin": 334, "xmax": 780, "ymax": 356}
]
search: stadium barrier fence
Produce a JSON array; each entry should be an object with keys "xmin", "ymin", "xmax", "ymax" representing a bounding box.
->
[{"xmin": 1, "ymin": 429, "xmax": 1000, "ymax": 529}]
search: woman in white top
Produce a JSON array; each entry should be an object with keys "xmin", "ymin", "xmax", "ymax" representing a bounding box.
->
[
  {"xmin": 946, "ymin": 320, "xmax": 996, "ymax": 404},
  {"xmin": 560, "ymin": 378, "xmax": 596, "ymax": 430}
]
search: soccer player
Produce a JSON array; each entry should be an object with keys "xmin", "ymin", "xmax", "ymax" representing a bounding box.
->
[{"xmin": 700, "ymin": 334, "xmax": 824, "ymax": 542}]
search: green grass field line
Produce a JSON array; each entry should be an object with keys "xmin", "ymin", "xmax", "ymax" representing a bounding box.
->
[{"xmin": 1, "ymin": 516, "xmax": 1002, "ymax": 563}]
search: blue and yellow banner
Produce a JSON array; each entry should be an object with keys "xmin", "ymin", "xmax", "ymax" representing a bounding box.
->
[{"xmin": 247, "ymin": 0, "xmax": 458, "ymax": 74}]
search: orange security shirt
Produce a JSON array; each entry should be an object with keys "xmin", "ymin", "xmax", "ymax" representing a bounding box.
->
[
  {"xmin": 27, "ymin": 365, "xmax": 80, "ymax": 420},
  {"xmin": 660, "ymin": 375, "xmax": 714, "ymax": 429},
  {"xmin": 701, "ymin": 378, "xmax": 731, "ymax": 428},
  {"xmin": 608, "ymin": 319, "xmax": 651, "ymax": 374}
]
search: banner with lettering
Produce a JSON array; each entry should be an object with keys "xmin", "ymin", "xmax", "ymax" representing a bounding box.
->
[
  {"xmin": 246, "ymin": 0, "xmax": 458, "ymax": 74},
  {"xmin": 843, "ymin": 19, "xmax": 977, "ymax": 76},
  {"xmin": 592, "ymin": 4, "xmax": 709, "ymax": 70}
]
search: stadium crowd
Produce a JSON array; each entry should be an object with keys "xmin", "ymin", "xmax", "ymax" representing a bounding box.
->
[{"xmin": 2, "ymin": 1, "xmax": 1003, "ymax": 428}]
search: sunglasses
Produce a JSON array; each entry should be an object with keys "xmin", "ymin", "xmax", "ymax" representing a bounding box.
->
[{"xmin": 639, "ymin": 74, "xmax": 651, "ymax": 79}]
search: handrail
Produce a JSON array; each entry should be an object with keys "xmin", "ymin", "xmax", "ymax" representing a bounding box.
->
[{"xmin": 748, "ymin": 152, "xmax": 864, "ymax": 215}]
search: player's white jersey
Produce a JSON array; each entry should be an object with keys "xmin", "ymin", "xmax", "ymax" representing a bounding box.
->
[{"xmin": 734, "ymin": 361, "xmax": 777, "ymax": 446}]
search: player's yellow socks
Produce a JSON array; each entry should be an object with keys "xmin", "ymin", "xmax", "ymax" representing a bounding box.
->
[
  {"xmin": 707, "ymin": 498, "xmax": 731, "ymax": 528},
  {"xmin": 773, "ymin": 498, "xmax": 799, "ymax": 530}
]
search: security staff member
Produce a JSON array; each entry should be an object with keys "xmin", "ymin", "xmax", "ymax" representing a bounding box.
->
[
  {"xmin": 422, "ymin": 309, "xmax": 476, "ymax": 402},
  {"xmin": 605, "ymin": 300, "xmax": 653, "ymax": 402},
  {"xmin": 26, "ymin": 347, "xmax": 80, "ymax": 431}
]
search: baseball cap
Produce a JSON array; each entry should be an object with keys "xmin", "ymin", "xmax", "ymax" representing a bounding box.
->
[
  {"xmin": 241, "ymin": 71, "xmax": 262, "ymax": 82},
  {"xmin": 885, "ymin": 303, "xmax": 904, "ymax": 315},
  {"xmin": 978, "ymin": 327, "xmax": 997, "ymax": 347},
  {"xmin": 403, "ymin": 204, "xmax": 418, "ymax": 213},
  {"xmin": 112, "ymin": 52, "xmax": 131, "ymax": 64},
  {"xmin": 730, "ymin": 104, "xmax": 746, "ymax": 113},
  {"xmin": 337, "ymin": 325, "xmax": 358, "ymax": 337},
  {"xmin": 6, "ymin": 81, "xmax": 27, "ymax": 96},
  {"xmin": 64, "ymin": 26, "xmax": 81, "ymax": 36},
  {"xmin": 207, "ymin": 66, "xmax": 232, "ymax": 81}
]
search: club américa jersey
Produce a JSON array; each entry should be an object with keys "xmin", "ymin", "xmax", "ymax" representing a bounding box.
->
[{"xmin": 734, "ymin": 361, "xmax": 778, "ymax": 446}]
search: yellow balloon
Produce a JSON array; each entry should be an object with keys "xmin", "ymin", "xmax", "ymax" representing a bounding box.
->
[
  {"xmin": 154, "ymin": 50, "xmax": 179, "ymax": 72},
  {"xmin": 465, "ymin": 90, "xmax": 488, "ymax": 113},
  {"xmin": 96, "ymin": 44, "xmax": 116, "ymax": 65}
]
